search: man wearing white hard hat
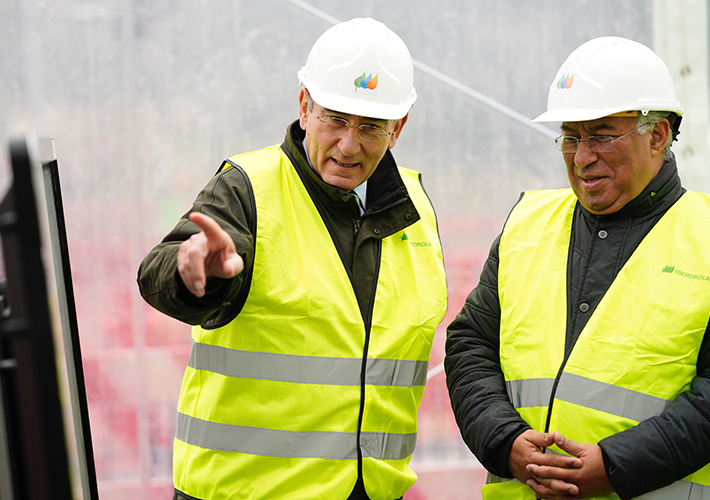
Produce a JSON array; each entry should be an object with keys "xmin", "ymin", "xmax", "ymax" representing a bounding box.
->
[
  {"xmin": 446, "ymin": 36, "xmax": 710, "ymax": 500},
  {"xmin": 138, "ymin": 18, "xmax": 447, "ymax": 500}
]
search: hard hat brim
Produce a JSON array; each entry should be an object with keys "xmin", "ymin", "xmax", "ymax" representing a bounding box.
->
[
  {"xmin": 305, "ymin": 84, "xmax": 416, "ymax": 121},
  {"xmin": 532, "ymin": 105, "xmax": 684, "ymax": 123}
]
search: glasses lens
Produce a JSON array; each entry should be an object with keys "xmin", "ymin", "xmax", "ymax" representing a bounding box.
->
[
  {"xmin": 556, "ymin": 136, "xmax": 578, "ymax": 153},
  {"xmin": 587, "ymin": 136, "xmax": 614, "ymax": 153},
  {"xmin": 358, "ymin": 125, "xmax": 388, "ymax": 143},
  {"xmin": 317, "ymin": 111, "xmax": 390, "ymax": 143},
  {"xmin": 320, "ymin": 115, "xmax": 347, "ymax": 130}
]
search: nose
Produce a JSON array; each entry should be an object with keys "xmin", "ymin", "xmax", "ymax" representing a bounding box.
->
[
  {"xmin": 337, "ymin": 125, "xmax": 363, "ymax": 156},
  {"xmin": 574, "ymin": 139, "xmax": 597, "ymax": 168}
]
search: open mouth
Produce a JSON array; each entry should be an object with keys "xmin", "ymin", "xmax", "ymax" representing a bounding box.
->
[
  {"xmin": 332, "ymin": 158, "xmax": 359, "ymax": 168},
  {"xmin": 580, "ymin": 176, "xmax": 604, "ymax": 189}
]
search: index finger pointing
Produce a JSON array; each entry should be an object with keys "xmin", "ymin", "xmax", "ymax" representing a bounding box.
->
[{"xmin": 189, "ymin": 212, "xmax": 228, "ymax": 241}]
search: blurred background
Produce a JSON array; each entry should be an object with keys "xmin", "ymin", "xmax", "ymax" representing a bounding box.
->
[{"xmin": 1, "ymin": 1, "xmax": 709, "ymax": 498}]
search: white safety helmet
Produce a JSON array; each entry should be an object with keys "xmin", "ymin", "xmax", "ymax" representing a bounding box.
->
[
  {"xmin": 297, "ymin": 17, "xmax": 417, "ymax": 120},
  {"xmin": 533, "ymin": 36, "xmax": 683, "ymax": 123}
]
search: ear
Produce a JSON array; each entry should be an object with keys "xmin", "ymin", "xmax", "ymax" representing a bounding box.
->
[
  {"xmin": 298, "ymin": 88, "xmax": 310, "ymax": 131},
  {"xmin": 650, "ymin": 118, "xmax": 670, "ymax": 157},
  {"xmin": 387, "ymin": 113, "xmax": 409, "ymax": 149}
]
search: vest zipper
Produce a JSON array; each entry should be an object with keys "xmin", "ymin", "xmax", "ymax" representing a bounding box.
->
[
  {"xmin": 543, "ymin": 217, "xmax": 600, "ymax": 442},
  {"xmin": 355, "ymin": 239, "xmax": 382, "ymax": 484}
]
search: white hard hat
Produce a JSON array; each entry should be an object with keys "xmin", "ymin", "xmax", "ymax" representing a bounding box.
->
[
  {"xmin": 533, "ymin": 36, "xmax": 683, "ymax": 123},
  {"xmin": 297, "ymin": 17, "xmax": 416, "ymax": 120}
]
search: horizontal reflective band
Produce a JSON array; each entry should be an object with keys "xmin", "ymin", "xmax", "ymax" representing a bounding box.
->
[
  {"xmin": 638, "ymin": 479, "xmax": 710, "ymax": 500},
  {"xmin": 188, "ymin": 341, "xmax": 428, "ymax": 387},
  {"xmin": 486, "ymin": 472, "xmax": 524, "ymax": 485},
  {"xmin": 507, "ymin": 373, "xmax": 671, "ymax": 421},
  {"xmin": 176, "ymin": 412, "xmax": 416, "ymax": 461},
  {"xmin": 557, "ymin": 372, "xmax": 671, "ymax": 421},
  {"xmin": 506, "ymin": 378, "xmax": 554, "ymax": 409},
  {"xmin": 547, "ymin": 450, "xmax": 710, "ymax": 500},
  {"xmin": 495, "ymin": 454, "xmax": 710, "ymax": 500}
]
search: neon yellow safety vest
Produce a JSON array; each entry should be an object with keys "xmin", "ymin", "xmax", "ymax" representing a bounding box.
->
[
  {"xmin": 173, "ymin": 145, "xmax": 448, "ymax": 500},
  {"xmin": 483, "ymin": 189, "xmax": 710, "ymax": 500}
]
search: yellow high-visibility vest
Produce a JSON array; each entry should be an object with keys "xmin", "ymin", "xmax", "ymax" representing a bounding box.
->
[
  {"xmin": 483, "ymin": 189, "xmax": 710, "ymax": 500},
  {"xmin": 173, "ymin": 145, "xmax": 448, "ymax": 500}
]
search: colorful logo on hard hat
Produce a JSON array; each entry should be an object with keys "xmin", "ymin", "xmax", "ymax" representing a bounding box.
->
[
  {"xmin": 354, "ymin": 72, "xmax": 378, "ymax": 90},
  {"xmin": 557, "ymin": 74, "xmax": 574, "ymax": 89}
]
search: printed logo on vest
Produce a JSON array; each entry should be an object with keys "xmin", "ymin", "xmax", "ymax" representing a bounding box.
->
[
  {"xmin": 401, "ymin": 231, "xmax": 433, "ymax": 248},
  {"xmin": 662, "ymin": 264, "xmax": 710, "ymax": 282}
]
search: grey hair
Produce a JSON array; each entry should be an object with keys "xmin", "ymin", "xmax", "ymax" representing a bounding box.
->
[{"xmin": 637, "ymin": 111, "xmax": 673, "ymax": 160}]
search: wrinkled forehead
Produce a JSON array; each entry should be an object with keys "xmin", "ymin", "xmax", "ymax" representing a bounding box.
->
[{"xmin": 561, "ymin": 115, "xmax": 638, "ymax": 134}]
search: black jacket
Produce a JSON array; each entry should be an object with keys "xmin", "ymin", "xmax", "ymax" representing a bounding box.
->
[{"xmin": 445, "ymin": 155, "xmax": 710, "ymax": 500}]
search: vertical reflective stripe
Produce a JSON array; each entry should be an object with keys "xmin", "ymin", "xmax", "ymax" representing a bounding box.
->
[
  {"xmin": 187, "ymin": 341, "xmax": 427, "ymax": 387},
  {"xmin": 176, "ymin": 412, "xmax": 416, "ymax": 461}
]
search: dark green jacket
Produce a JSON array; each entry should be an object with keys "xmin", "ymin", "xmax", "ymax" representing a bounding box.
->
[
  {"xmin": 138, "ymin": 120, "xmax": 429, "ymax": 500},
  {"xmin": 138, "ymin": 119, "xmax": 422, "ymax": 330}
]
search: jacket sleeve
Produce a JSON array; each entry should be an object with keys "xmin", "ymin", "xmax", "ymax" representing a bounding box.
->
[
  {"xmin": 599, "ymin": 322, "xmax": 710, "ymax": 500},
  {"xmin": 137, "ymin": 165, "xmax": 255, "ymax": 326},
  {"xmin": 444, "ymin": 233, "xmax": 531, "ymax": 477}
]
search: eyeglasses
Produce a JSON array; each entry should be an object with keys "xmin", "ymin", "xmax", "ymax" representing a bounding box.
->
[
  {"xmin": 555, "ymin": 123, "xmax": 651, "ymax": 154},
  {"xmin": 314, "ymin": 109, "xmax": 393, "ymax": 144}
]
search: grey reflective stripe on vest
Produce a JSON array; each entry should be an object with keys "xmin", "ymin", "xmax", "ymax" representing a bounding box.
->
[
  {"xmin": 637, "ymin": 480, "xmax": 710, "ymax": 499},
  {"xmin": 489, "ymin": 468, "xmax": 710, "ymax": 499},
  {"xmin": 547, "ymin": 449, "xmax": 710, "ymax": 499},
  {"xmin": 506, "ymin": 373, "xmax": 671, "ymax": 421},
  {"xmin": 188, "ymin": 341, "xmax": 428, "ymax": 387},
  {"xmin": 503, "ymin": 378, "xmax": 710, "ymax": 499},
  {"xmin": 176, "ymin": 412, "xmax": 416, "ymax": 461},
  {"xmin": 506, "ymin": 377, "xmax": 555, "ymax": 409}
]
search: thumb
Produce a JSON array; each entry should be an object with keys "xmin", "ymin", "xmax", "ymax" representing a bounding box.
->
[
  {"xmin": 553, "ymin": 433, "xmax": 583, "ymax": 457},
  {"xmin": 222, "ymin": 249, "xmax": 244, "ymax": 277}
]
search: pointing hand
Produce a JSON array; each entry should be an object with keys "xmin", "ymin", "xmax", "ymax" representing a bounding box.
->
[{"xmin": 177, "ymin": 212, "xmax": 244, "ymax": 297}]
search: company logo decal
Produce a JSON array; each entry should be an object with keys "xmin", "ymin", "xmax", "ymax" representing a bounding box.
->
[
  {"xmin": 662, "ymin": 264, "xmax": 710, "ymax": 282},
  {"xmin": 556, "ymin": 73, "xmax": 574, "ymax": 90},
  {"xmin": 401, "ymin": 232, "xmax": 433, "ymax": 247},
  {"xmin": 354, "ymin": 72, "xmax": 378, "ymax": 90}
]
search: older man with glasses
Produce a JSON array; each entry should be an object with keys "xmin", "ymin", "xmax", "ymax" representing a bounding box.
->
[
  {"xmin": 137, "ymin": 17, "xmax": 447, "ymax": 500},
  {"xmin": 446, "ymin": 36, "xmax": 710, "ymax": 500}
]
